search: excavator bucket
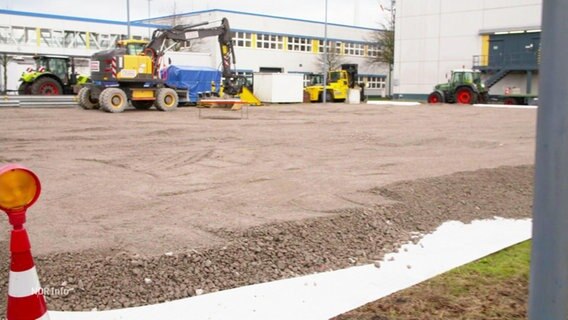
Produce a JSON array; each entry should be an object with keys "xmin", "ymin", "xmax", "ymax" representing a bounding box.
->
[{"xmin": 238, "ymin": 87, "xmax": 262, "ymax": 108}]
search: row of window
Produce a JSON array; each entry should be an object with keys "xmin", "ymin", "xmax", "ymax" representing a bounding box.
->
[
  {"xmin": 235, "ymin": 70, "xmax": 385, "ymax": 90},
  {"xmin": 232, "ymin": 32, "xmax": 381, "ymax": 57}
]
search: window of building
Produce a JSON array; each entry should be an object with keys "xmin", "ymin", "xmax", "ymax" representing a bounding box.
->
[
  {"xmin": 318, "ymin": 40, "xmax": 342, "ymax": 55},
  {"xmin": 367, "ymin": 45, "xmax": 380, "ymax": 57},
  {"xmin": 366, "ymin": 76, "xmax": 386, "ymax": 89},
  {"xmin": 287, "ymin": 37, "xmax": 311, "ymax": 52},
  {"xmin": 344, "ymin": 42, "xmax": 364, "ymax": 56},
  {"xmin": 256, "ymin": 33, "xmax": 283, "ymax": 50},
  {"xmin": 232, "ymin": 31, "xmax": 252, "ymax": 48}
]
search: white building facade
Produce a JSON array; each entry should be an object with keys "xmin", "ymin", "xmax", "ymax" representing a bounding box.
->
[
  {"xmin": 0, "ymin": 7, "xmax": 389, "ymax": 96},
  {"xmin": 393, "ymin": 0, "xmax": 542, "ymax": 100},
  {"xmin": 147, "ymin": 9, "xmax": 389, "ymax": 97}
]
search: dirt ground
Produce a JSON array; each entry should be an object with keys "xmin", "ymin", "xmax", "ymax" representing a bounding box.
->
[
  {"xmin": 0, "ymin": 103, "xmax": 535, "ymax": 255},
  {"xmin": 0, "ymin": 102, "xmax": 536, "ymax": 312}
]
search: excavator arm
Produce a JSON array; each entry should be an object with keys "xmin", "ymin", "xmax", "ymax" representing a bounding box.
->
[{"xmin": 143, "ymin": 18, "xmax": 240, "ymax": 95}]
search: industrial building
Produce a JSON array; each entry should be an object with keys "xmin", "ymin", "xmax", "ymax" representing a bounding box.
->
[
  {"xmin": 0, "ymin": 7, "xmax": 389, "ymax": 97},
  {"xmin": 393, "ymin": 0, "xmax": 542, "ymax": 100},
  {"xmin": 144, "ymin": 9, "xmax": 389, "ymax": 96}
]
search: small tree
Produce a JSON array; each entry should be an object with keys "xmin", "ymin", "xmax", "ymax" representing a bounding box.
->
[
  {"xmin": 369, "ymin": 2, "xmax": 395, "ymax": 96},
  {"xmin": 315, "ymin": 42, "xmax": 345, "ymax": 73},
  {"xmin": 368, "ymin": 21, "xmax": 394, "ymax": 67}
]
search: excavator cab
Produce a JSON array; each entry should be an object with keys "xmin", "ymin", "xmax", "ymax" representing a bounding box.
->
[{"xmin": 116, "ymin": 39, "xmax": 149, "ymax": 55}]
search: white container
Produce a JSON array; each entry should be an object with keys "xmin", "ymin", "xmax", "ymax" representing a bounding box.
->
[
  {"xmin": 347, "ymin": 88, "xmax": 361, "ymax": 104},
  {"xmin": 253, "ymin": 73, "xmax": 304, "ymax": 103}
]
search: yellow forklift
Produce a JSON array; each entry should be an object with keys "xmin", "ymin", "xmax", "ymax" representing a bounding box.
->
[{"xmin": 304, "ymin": 64, "xmax": 358, "ymax": 102}]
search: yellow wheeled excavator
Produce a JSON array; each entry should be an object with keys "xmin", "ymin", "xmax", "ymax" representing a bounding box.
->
[{"xmin": 78, "ymin": 18, "xmax": 259, "ymax": 113}]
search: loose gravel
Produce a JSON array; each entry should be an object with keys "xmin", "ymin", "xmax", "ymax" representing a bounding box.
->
[{"xmin": 0, "ymin": 165, "xmax": 533, "ymax": 312}]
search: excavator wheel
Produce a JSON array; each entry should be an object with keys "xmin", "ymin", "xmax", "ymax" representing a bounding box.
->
[
  {"xmin": 100, "ymin": 88, "xmax": 128, "ymax": 113},
  {"xmin": 31, "ymin": 77, "xmax": 63, "ymax": 95},
  {"xmin": 78, "ymin": 87, "xmax": 99, "ymax": 110},
  {"xmin": 155, "ymin": 88, "xmax": 178, "ymax": 111}
]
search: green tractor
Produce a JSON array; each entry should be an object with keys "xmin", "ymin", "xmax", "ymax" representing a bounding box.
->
[
  {"xmin": 18, "ymin": 55, "xmax": 89, "ymax": 95},
  {"xmin": 427, "ymin": 69, "xmax": 488, "ymax": 104}
]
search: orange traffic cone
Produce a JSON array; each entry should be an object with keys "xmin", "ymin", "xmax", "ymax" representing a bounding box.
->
[
  {"xmin": 7, "ymin": 214, "xmax": 49, "ymax": 319},
  {"xmin": 0, "ymin": 164, "xmax": 49, "ymax": 319}
]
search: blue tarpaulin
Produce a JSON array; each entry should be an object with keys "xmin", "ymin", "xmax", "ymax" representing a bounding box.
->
[{"xmin": 162, "ymin": 65, "xmax": 221, "ymax": 103}]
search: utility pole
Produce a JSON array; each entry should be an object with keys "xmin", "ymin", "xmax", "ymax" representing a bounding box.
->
[
  {"xmin": 147, "ymin": 0, "xmax": 152, "ymax": 39},
  {"xmin": 528, "ymin": 0, "xmax": 568, "ymax": 318},
  {"xmin": 389, "ymin": 0, "xmax": 395, "ymax": 98},
  {"xmin": 126, "ymin": 0, "xmax": 131, "ymax": 39},
  {"xmin": 322, "ymin": 0, "xmax": 328, "ymax": 104}
]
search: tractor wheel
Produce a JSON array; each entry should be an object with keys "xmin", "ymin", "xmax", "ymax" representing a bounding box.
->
[
  {"xmin": 455, "ymin": 87, "xmax": 476, "ymax": 105},
  {"xmin": 78, "ymin": 87, "xmax": 99, "ymax": 110},
  {"xmin": 131, "ymin": 100, "xmax": 154, "ymax": 110},
  {"xmin": 31, "ymin": 77, "xmax": 63, "ymax": 95},
  {"xmin": 18, "ymin": 83, "xmax": 32, "ymax": 95},
  {"xmin": 100, "ymin": 88, "xmax": 128, "ymax": 113},
  {"xmin": 155, "ymin": 88, "xmax": 178, "ymax": 111},
  {"xmin": 427, "ymin": 92, "xmax": 444, "ymax": 104}
]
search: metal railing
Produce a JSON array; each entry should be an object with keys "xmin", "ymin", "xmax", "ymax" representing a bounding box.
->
[
  {"xmin": 473, "ymin": 52, "xmax": 540, "ymax": 70},
  {"xmin": 0, "ymin": 95, "xmax": 78, "ymax": 108}
]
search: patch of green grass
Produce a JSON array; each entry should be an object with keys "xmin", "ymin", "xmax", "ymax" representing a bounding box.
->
[
  {"xmin": 335, "ymin": 241, "xmax": 531, "ymax": 319},
  {"xmin": 442, "ymin": 240, "xmax": 530, "ymax": 293}
]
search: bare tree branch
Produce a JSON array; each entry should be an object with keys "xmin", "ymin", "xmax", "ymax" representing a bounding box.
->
[
  {"xmin": 315, "ymin": 42, "xmax": 345, "ymax": 72},
  {"xmin": 368, "ymin": 18, "xmax": 394, "ymax": 67}
]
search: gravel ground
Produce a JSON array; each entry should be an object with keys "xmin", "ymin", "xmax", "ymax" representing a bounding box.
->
[
  {"xmin": 0, "ymin": 104, "xmax": 535, "ymax": 313},
  {"xmin": 0, "ymin": 165, "xmax": 533, "ymax": 312},
  {"xmin": 0, "ymin": 104, "xmax": 535, "ymax": 256}
]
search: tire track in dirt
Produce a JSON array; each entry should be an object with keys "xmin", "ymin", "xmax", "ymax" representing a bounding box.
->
[{"xmin": 76, "ymin": 158, "xmax": 159, "ymax": 178}]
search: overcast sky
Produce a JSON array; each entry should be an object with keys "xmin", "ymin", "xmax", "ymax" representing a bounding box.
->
[{"xmin": 0, "ymin": 0, "xmax": 391, "ymax": 29}]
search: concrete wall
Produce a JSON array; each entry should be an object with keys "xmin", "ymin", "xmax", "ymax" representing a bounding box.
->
[{"xmin": 393, "ymin": 0, "xmax": 542, "ymax": 98}]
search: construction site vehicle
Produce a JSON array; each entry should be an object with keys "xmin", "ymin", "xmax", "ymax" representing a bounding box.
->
[
  {"xmin": 500, "ymin": 93, "xmax": 538, "ymax": 105},
  {"xmin": 305, "ymin": 73, "xmax": 323, "ymax": 86},
  {"xmin": 79, "ymin": 17, "xmax": 258, "ymax": 113},
  {"xmin": 304, "ymin": 64, "xmax": 358, "ymax": 102},
  {"xmin": 18, "ymin": 55, "xmax": 89, "ymax": 95},
  {"xmin": 427, "ymin": 69, "xmax": 538, "ymax": 105},
  {"xmin": 116, "ymin": 39, "xmax": 149, "ymax": 55},
  {"xmin": 427, "ymin": 69, "xmax": 488, "ymax": 104}
]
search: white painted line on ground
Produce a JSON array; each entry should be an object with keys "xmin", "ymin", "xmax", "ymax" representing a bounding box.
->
[
  {"xmin": 367, "ymin": 101, "xmax": 421, "ymax": 106},
  {"xmin": 49, "ymin": 218, "xmax": 531, "ymax": 320},
  {"xmin": 473, "ymin": 104, "xmax": 537, "ymax": 109}
]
